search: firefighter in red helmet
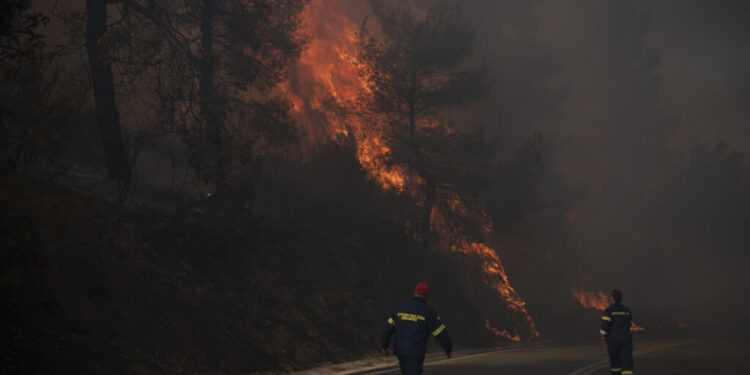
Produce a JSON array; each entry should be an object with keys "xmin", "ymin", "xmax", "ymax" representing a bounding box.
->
[{"xmin": 381, "ymin": 282, "xmax": 452, "ymax": 375}]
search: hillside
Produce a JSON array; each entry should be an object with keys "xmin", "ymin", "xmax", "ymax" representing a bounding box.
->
[{"xmin": 0, "ymin": 161, "xmax": 507, "ymax": 374}]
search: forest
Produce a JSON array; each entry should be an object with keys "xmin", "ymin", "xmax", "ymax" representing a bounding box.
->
[{"xmin": 1, "ymin": 0, "xmax": 749, "ymax": 373}]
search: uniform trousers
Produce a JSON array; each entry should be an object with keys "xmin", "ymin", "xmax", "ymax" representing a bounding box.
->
[
  {"xmin": 607, "ymin": 335, "xmax": 634, "ymax": 374},
  {"xmin": 397, "ymin": 354, "xmax": 424, "ymax": 375}
]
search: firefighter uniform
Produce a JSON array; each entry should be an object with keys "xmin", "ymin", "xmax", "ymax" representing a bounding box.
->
[
  {"xmin": 600, "ymin": 303, "xmax": 634, "ymax": 375},
  {"xmin": 381, "ymin": 297, "xmax": 452, "ymax": 375}
]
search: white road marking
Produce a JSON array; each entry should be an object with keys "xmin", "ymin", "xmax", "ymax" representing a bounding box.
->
[
  {"xmin": 567, "ymin": 340, "xmax": 696, "ymax": 375},
  {"xmin": 351, "ymin": 339, "xmax": 697, "ymax": 375},
  {"xmin": 359, "ymin": 342, "xmax": 573, "ymax": 374}
]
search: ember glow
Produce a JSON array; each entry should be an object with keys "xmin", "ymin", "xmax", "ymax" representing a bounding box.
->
[{"xmin": 283, "ymin": 0, "xmax": 538, "ymax": 340}]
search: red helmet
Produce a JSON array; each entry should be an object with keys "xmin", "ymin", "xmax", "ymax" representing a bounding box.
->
[{"xmin": 414, "ymin": 282, "xmax": 429, "ymax": 296}]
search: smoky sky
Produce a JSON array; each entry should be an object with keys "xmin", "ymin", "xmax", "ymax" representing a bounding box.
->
[
  {"xmin": 463, "ymin": 0, "xmax": 750, "ymax": 178},
  {"xmin": 457, "ymin": 0, "xmax": 750, "ymax": 328},
  {"xmin": 646, "ymin": 0, "xmax": 750, "ymax": 152}
]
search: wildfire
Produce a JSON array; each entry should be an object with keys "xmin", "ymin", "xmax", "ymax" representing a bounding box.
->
[
  {"xmin": 457, "ymin": 243, "xmax": 539, "ymax": 337},
  {"xmin": 283, "ymin": 0, "xmax": 537, "ymax": 340},
  {"xmin": 485, "ymin": 320, "xmax": 521, "ymax": 342},
  {"xmin": 571, "ymin": 286, "xmax": 610, "ymax": 310},
  {"xmin": 282, "ymin": 0, "xmax": 406, "ymax": 191},
  {"xmin": 572, "ymin": 285, "xmax": 645, "ymax": 332}
]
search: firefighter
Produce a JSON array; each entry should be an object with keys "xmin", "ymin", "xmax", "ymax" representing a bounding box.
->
[
  {"xmin": 381, "ymin": 282, "xmax": 452, "ymax": 375},
  {"xmin": 600, "ymin": 289, "xmax": 634, "ymax": 375}
]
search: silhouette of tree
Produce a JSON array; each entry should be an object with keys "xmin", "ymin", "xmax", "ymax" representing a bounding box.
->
[
  {"xmin": 85, "ymin": 0, "xmax": 131, "ymax": 184},
  {"xmin": 122, "ymin": 0, "xmax": 307, "ymax": 187}
]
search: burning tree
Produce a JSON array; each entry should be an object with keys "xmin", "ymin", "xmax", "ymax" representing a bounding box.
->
[
  {"xmin": 355, "ymin": 0, "xmax": 489, "ymax": 249},
  {"xmin": 281, "ymin": 0, "xmax": 539, "ymax": 340}
]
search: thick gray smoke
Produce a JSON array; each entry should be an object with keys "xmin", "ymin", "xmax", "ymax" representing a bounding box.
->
[{"xmin": 459, "ymin": 0, "xmax": 750, "ymax": 333}]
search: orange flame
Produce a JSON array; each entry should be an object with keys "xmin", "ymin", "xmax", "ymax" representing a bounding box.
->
[
  {"xmin": 485, "ymin": 320, "xmax": 521, "ymax": 342},
  {"xmin": 572, "ymin": 285, "xmax": 646, "ymax": 332},
  {"xmin": 571, "ymin": 286, "xmax": 610, "ymax": 310},
  {"xmin": 457, "ymin": 243, "xmax": 539, "ymax": 338},
  {"xmin": 282, "ymin": 0, "xmax": 406, "ymax": 191},
  {"xmin": 284, "ymin": 0, "xmax": 537, "ymax": 339}
]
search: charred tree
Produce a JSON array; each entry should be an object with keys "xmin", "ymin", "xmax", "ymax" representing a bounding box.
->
[{"xmin": 85, "ymin": 0, "xmax": 130, "ymax": 184}]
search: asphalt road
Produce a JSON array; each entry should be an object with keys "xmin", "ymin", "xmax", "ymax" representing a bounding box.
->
[{"xmin": 363, "ymin": 336, "xmax": 750, "ymax": 375}]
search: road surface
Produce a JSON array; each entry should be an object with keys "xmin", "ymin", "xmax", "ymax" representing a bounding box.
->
[{"xmin": 359, "ymin": 336, "xmax": 750, "ymax": 375}]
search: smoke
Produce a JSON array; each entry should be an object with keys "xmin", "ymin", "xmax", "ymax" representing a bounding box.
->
[
  {"xmin": 457, "ymin": 0, "xmax": 750, "ymax": 333},
  {"xmin": 53, "ymin": 0, "xmax": 750, "ymax": 334},
  {"xmin": 304, "ymin": 0, "xmax": 750, "ymax": 334},
  {"xmin": 648, "ymin": 0, "xmax": 750, "ymax": 152}
]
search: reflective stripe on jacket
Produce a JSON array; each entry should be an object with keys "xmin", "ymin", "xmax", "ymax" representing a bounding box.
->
[
  {"xmin": 600, "ymin": 302, "xmax": 633, "ymax": 338},
  {"xmin": 381, "ymin": 297, "xmax": 452, "ymax": 359}
]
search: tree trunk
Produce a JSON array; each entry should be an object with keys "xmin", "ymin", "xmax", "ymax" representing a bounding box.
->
[
  {"xmin": 408, "ymin": 65, "xmax": 434, "ymax": 250},
  {"xmin": 408, "ymin": 65, "xmax": 417, "ymax": 155},
  {"xmin": 421, "ymin": 179, "xmax": 436, "ymax": 250},
  {"xmin": 196, "ymin": 0, "xmax": 226, "ymax": 184},
  {"xmin": 199, "ymin": 0, "xmax": 220, "ymax": 146},
  {"xmin": 86, "ymin": 0, "xmax": 130, "ymax": 183}
]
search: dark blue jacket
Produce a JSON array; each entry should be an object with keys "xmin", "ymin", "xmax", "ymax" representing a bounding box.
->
[
  {"xmin": 381, "ymin": 297, "xmax": 452, "ymax": 359},
  {"xmin": 600, "ymin": 302, "xmax": 633, "ymax": 339}
]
